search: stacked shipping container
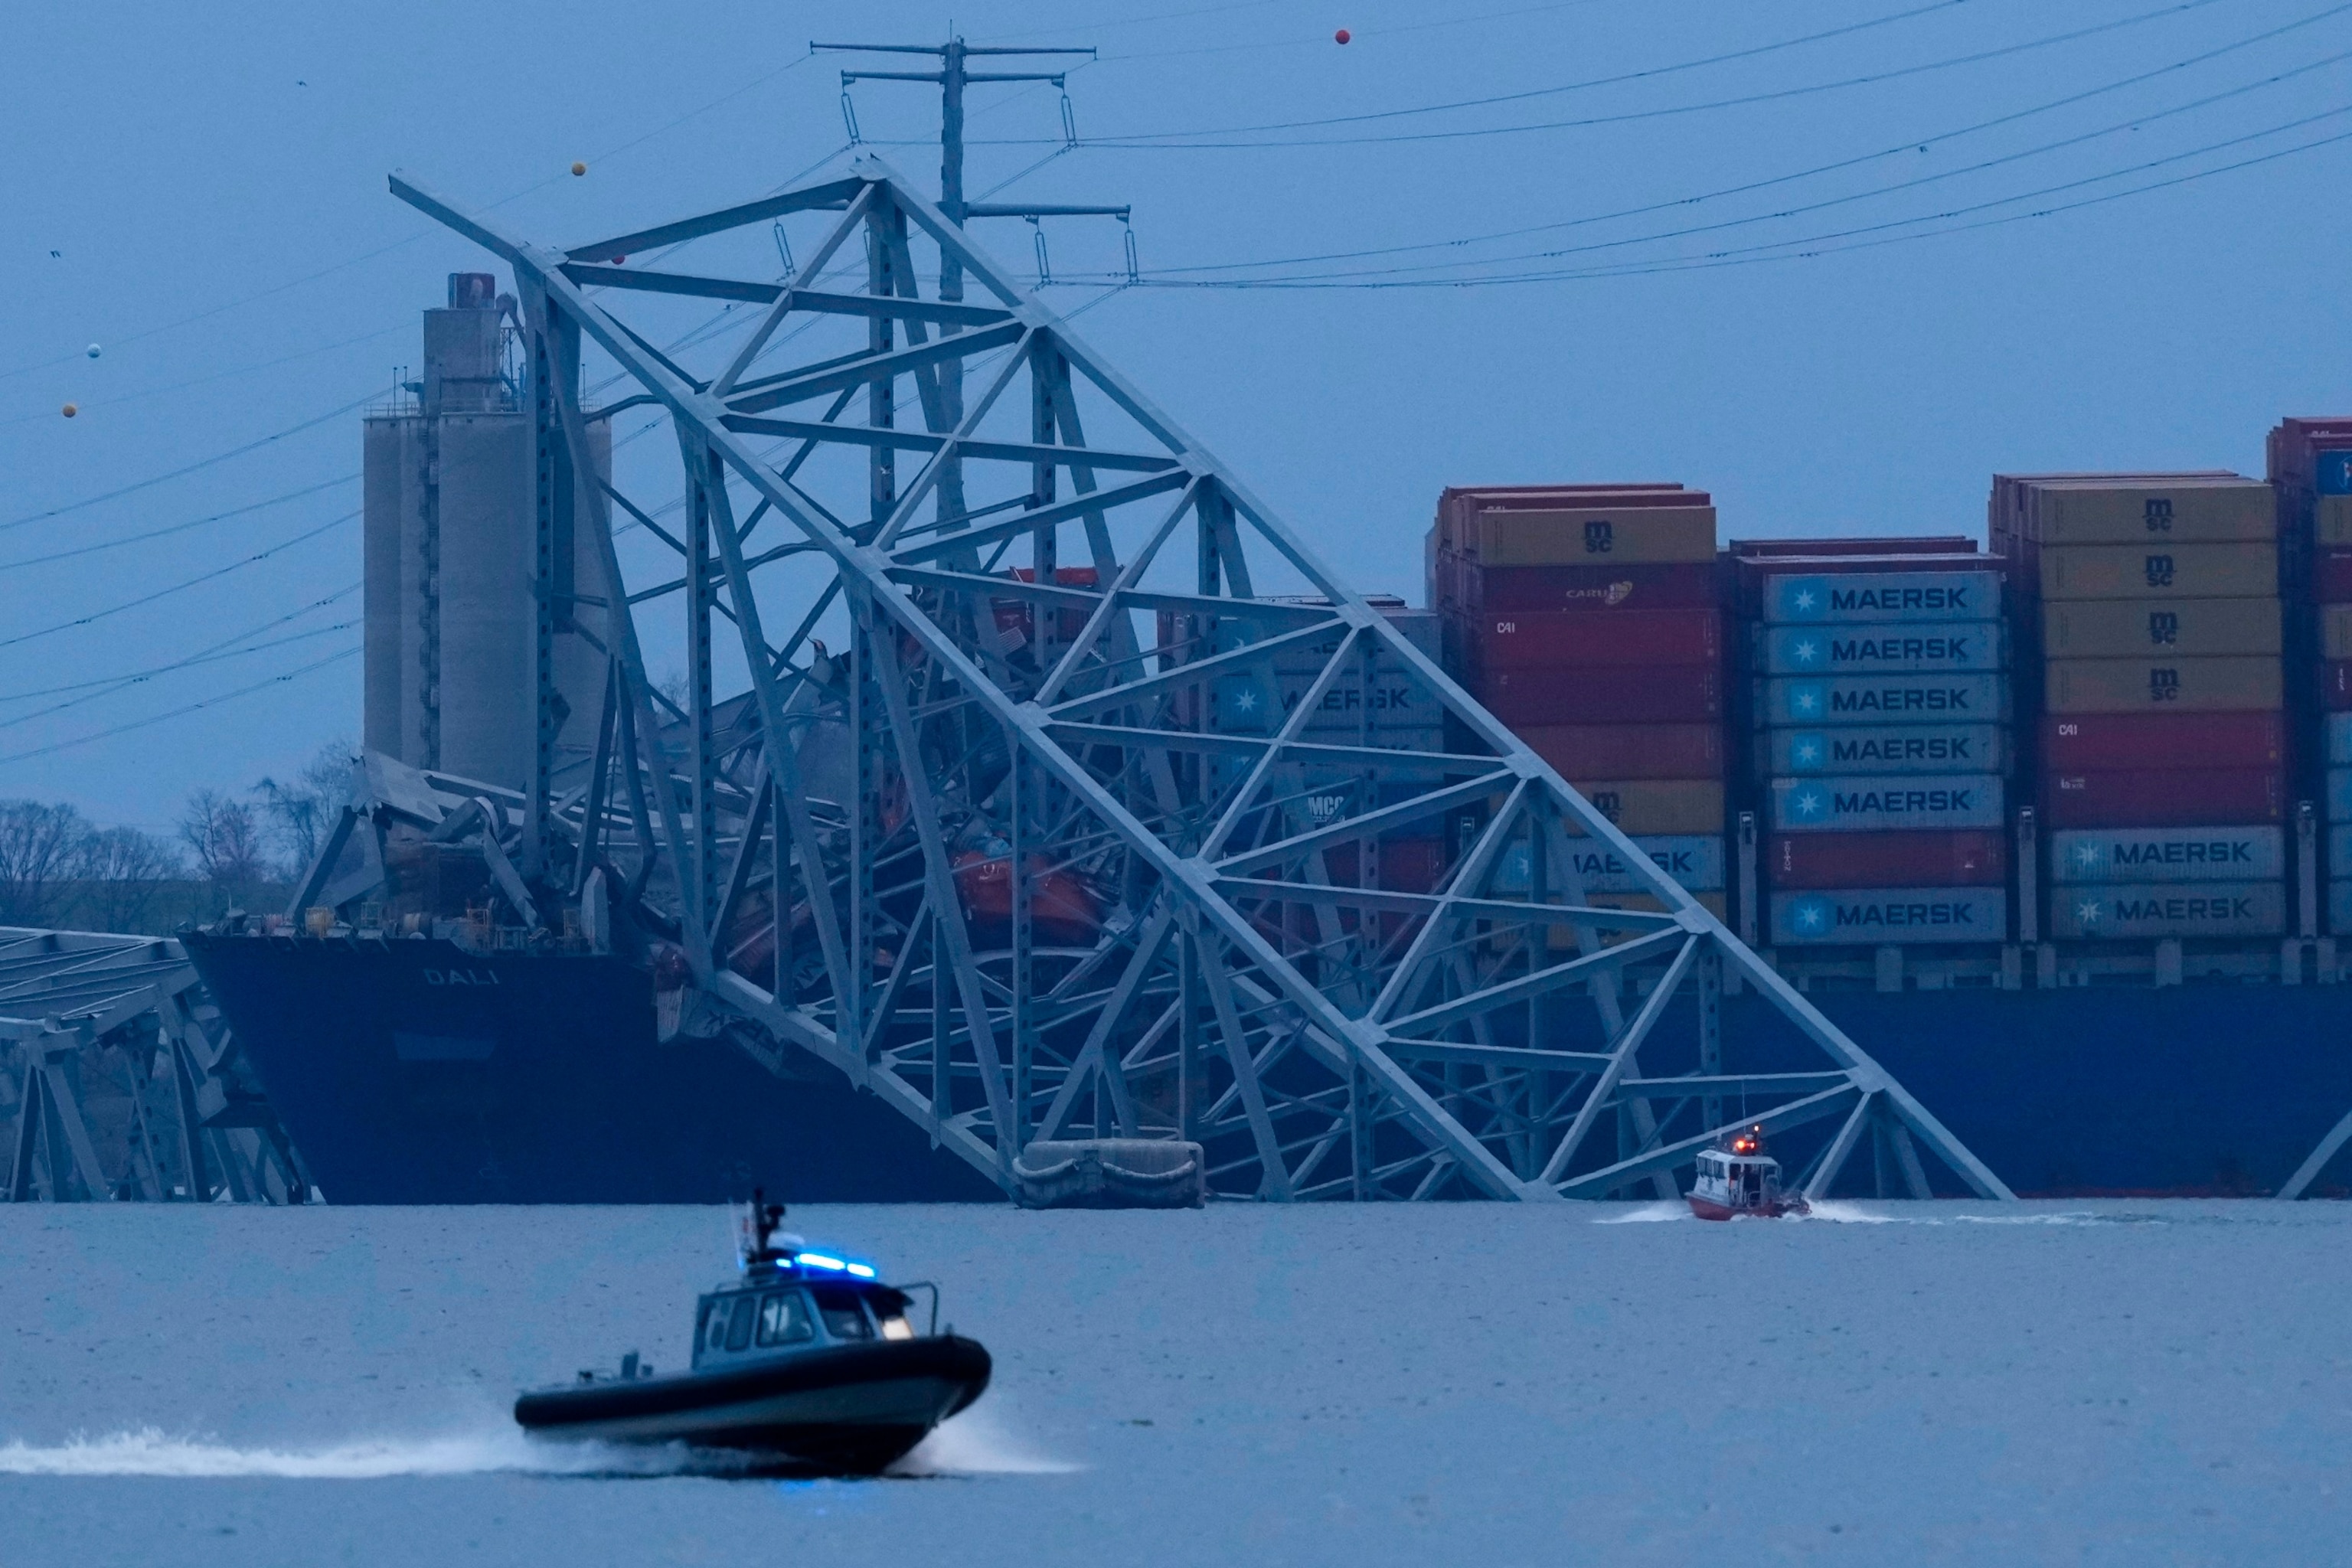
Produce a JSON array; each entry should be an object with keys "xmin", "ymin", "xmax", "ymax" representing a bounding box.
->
[
  {"xmin": 1430, "ymin": 485, "xmax": 1726, "ymax": 916},
  {"xmin": 2269, "ymin": 418, "xmax": 2352, "ymax": 936},
  {"xmin": 1991, "ymin": 473, "xmax": 2288, "ymax": 941},
  {"xmin": 1736, "ymin": 547, "xmax": 2013, "ymax": 949}
]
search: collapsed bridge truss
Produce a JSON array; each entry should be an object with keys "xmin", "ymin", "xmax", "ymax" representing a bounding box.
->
[{"xmin": 380, "ymin": 153, "xmax": 2012, "ymax": 1202}]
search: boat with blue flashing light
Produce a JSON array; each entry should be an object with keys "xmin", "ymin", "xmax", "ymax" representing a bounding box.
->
[
  {"xmin": 1687, "ymin": 1125, "xmax": 1809, "ymax": 1220},
  {"xmin": 513, "ymin": 1193, "xmax": 991, "ymax": 1474}
]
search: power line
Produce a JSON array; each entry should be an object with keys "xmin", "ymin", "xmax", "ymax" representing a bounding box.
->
[
  {"xmin": 0, "ymin": 475, "xmax": 359, "ymax": 573},
  {"xmin": 0, "ymin": 645, "xmax": 361, "ymax": 767},
  {"xmin": 0, "ymin": 511, "xmax": 358, "ymax": 652},
  {"xmin": 0, "ymin": 618, "xmax": 358, "ymax": 733}
]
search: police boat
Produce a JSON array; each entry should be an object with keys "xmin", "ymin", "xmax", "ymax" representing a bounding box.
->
[
  {"xmin": 514, "ymin": 1194, "xmax": 991, "ymax": 1474},
  {"xmin": 1687, "ymin": 1125, "xmax": 1810, "ymax": 1220}
]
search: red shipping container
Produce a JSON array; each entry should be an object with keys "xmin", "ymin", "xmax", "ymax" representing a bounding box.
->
[
  {"xmin": 1767, "ymin": 829, "xmax": 2007, "ymax": 890},
  {"xmin": 1514, "ymin": 722, "xmax": 1725, "ymax": 780},
  {"xmin": 1449, "ymin": 560, "xmax": 1720, "ymax": 613},
  {"xmin": 2040, "ymin": 768, "xmax": 2284, "ymax": 828},
  {"xmin": 2037, "ymin": 710, "xmax": 2284, "ymax": 772},
  {"xmin": 1730, "ymin": 537, "xmax": 1979, "ymax": 559},
  {"xmin": 1475, "ymin": 665, "xmax": 1722, "ymax": 725},
  {"xmin": 1462, "ymin": 608, "xmax": 1721, "ymax": 670}
]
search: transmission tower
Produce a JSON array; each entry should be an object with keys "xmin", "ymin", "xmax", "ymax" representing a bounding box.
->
[{"xmin": 360, "ymin": 41, "xmax": 2011, "ymax": 1202}]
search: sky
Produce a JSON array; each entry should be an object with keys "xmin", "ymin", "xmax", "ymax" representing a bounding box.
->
[{"xmin": 6, "ymin": 0, "xmax": 2352, "ymax": 831}]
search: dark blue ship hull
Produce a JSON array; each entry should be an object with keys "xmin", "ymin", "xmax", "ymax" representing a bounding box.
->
[
  {"xmin": 186, "ymin": 933, "xmax": 2352, "ymax": 1200},
  {"xmin": 183, "ymin": 933, "xmax": 997, "ymax": 1204}
]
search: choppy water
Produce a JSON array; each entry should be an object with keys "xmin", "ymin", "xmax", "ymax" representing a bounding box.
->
[{"xmin": 5, "ymin": 1200, "xmax": 2348, "ymax": 1565}]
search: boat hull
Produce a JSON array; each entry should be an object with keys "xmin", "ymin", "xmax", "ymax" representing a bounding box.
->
[
  {"xmin": 1687, "ymin": 1195, "xmax": 1807, "ymax": 1221},
  {"xmin": 515, "ymin": 1337, "xmax": 991, "ymax": 1475}
]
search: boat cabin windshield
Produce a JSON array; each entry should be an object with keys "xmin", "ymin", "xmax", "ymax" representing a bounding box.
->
[{"xmin": 693, "ymin": 1282, "xmax": 916, "ymax": 1367}]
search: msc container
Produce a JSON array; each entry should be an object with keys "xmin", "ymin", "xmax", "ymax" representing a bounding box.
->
[
  {"xmin": 1757, "ymin": 622, "xmax": 2005, "ymax": 675},
  {"xmin": 1517, "ymin": 722, "xmax": 1725, "ymax": 781},
  {"xmin": 2043, "ymin": 656, "xmax": 2282, "ymax": 714},
  {"xmin": 2038, "ymin": 710, "xmax": 2284, "ymax": 772},
  {"xmin": 2046, "ymin": 881, "xmax": 2285, "ymax": 940},
  {"xmin": 1492, "ymin": 834, "xmax": 1726, "ymax": 894},
  {"xmin": 1765, "ymin": 724, "xmax": 2006, "ymax": 776},
  {"xmin": 1462, "ymin": 607, "xmax": 1721, "ymax": 669},
  {"xmin": 1566, "ymin": 779, "xmax": 1725, "ymax": 835},
  {"xmin": 1766, "ymin": 829, "xmax": 2006, "ymax": 889},
  {"xmin": 1769, "ymin": 775, "xmax": 2004, "ymax": 833},
  {"xmin": 1758, "ymin": 674, "xmax": 2007, "ymax": 727},
  {"xmin": 1759, "ymin": 569, "xmax": 2001, "ymax": 624},
  {"xmin": 1444, "ymin": 560, "xmax": 1720, "ymax": 613},
  {"xmin": 1459, "ymin": 505, "xmax": 1717, "ymax": 567},
  {"xmin": 2049, "ymin": 825, "xmax": 2285, "ymax": 884},
  {"xmin": 2034, "ymin": 542, "xmax": 2278, "ymax": 601},
  {"xmin": 2041, "ymin": 597, "xmax": 2282, "ymax": 658},
  {"xmin": 2025, "ymin": 481, "xmax": 2273, "ymax": 545},
  {"xmin": 2041, "ymin": 768, "xmax": 2284, "ymax": 828},
  {"xmin": 1479, "ymin": 665, "xmax": 1722, "ymax": 725},
  {"xmin": 1769, "ymin": 887, "xmax": 2007, "ymax": 946}
]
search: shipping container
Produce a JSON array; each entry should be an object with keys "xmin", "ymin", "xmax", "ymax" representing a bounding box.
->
[
  {"xmin": 1764, "ymin": 724, "xmax": 2006, "ymax": 776},
  {"xmin": 2047, "ymin": 881, "xmax": 2285, "ymax": 940},
  {"xmin": 1491, "ymin": 835, "xmax": 1726, "ymax": 894},
  {"xmin": 2034, "ymin": 542, "xmax": 2278, "ymax": 601},
  {"xmin": 1758, "ymin": 569, "xmax": 2000, "ymax": 625},
  {"xmin": 2025, "ymin": 481, "xmax": 2273, "ymax": 545},
  {"xmin": 2043, "ymin": 655, "xmax": 2282, "ymax": 714},
  {"xmin": 1547, "ymin": 890, "xmax": 1729, "ymax": 947},
  {"xmin": 1459, "ymin": 607, "xmax": 1721, "ymax": 670},
  {"xmin": 1757, "ymin": 621, "xmax": 2005, "ymax": 675},
  {"xmin": 2328, "ymin": 766, "xmax": 2352, "ymax": 824},
  {"xmin": 2322, "ymin": 605, "xmax": 2352, "ymax": 660},
  {"xmin": 1757, "ymin": 674, "xmax": 2008, "ymax": 727},
  {"xmin": 2316, "ymin": 550, "xmax": 2352, "ymax": 602},
  {"xmin": 2041, "ymin": 767, "xmax": 2284, "ymax": 828},
  {"xmin": 2037, "ymin": 710, "xmax": 2284, "ymax": 772},
  {"xmin": 1442, "ymin": 560, "xmax": 1720, "ymax": 614},
  {"xmin": 1517, "ymin": 722, "xmax": 1724, "ymax": 780},
  {"xmin": 1733, "ymin": 537, "xmax": 1978, "ymax": 558},
  {"xmin": 1459, "ymin": 505, "xmax": 1717, "ymax": 567},
  {"xmin": 1769, "ymin": 774, "xmax": 2005, "ymax": 833},
  {"xmin": 2334, "ymin": 825, "xmax": 2352, "ymax": 879},
  {"xmin": 2043, "ymin": 597, "xmax": 2282, "ymax": 658},
  {"xmin": 1766, "ymin": 829, "xmax": 2006, "ymax": 889},
  {"xmin": 1479, "ymin": 665, "xmax": 1722, "ymax": 725},
  {"xmin": 2326, "ymin": 662, "xmax": 2352, "ymax": 710},
  {"xmin": 2049, "ymin": 825, "xmax": 2285, "ymax": 884},
  {"xmin": 2316, "ymin": 494, "xmax": 2352, "ymax": 547},
  {"xmin": 2328, "ymin": 711, "xmax": 2352, "ymax": 765},
  {"xmin": 2331, "ymin": 880, "xmax": 2352, "ymax": 938},
  {"xmin": 1566, "ymin": 779, "xmax": 1725, "ymax": 835},
  {"xmin": 1769, "ymin": 887, "xmax": 2007, "ymax": 946}
]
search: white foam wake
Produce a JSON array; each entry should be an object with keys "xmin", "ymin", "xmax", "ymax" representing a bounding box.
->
[
  {"xmin": 0, "ymin": 1426, "xmax": 724, "ymax": 1480},
  {"xmin": 890, "ymin": 1409, "xmax": 1082, "ymax": 1477},
  {"xmin": 1594, "ymin": 1200, "xmax": 1690, "ymax": 1224}
]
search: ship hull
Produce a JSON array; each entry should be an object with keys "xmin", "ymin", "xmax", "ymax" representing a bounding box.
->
[{"xmin": 182, "ymin": 933, "xmax": 998, "ymax": 1204}]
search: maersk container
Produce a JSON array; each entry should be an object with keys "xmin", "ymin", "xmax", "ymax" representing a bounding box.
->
[
  {"xmin": 2039, "ymin": 710, "xmax": 2283, "ymax": 772},
  {"xmin": 1481, "ymin": 665, "xmax": 1722, "ymax": 725},
  {"xmin": 1769, "ymin": 887, "xmax": 2007, "ymax": 946},
  {"xmin": 1519, "ymin": 722, "xmax": 1723, "ymax": 781},
  {"xmin": 1760, "ymin": 570, "xmax": 2001, "ymax": 625},
  {"xmin": 2329, "ymin": 825, "xmax": 2352, "ymax": 880},
  {"xmin": 1758, "ymin": 674, "xmax": 2007, "ymax": 727},
  {"xmin": 1491, "ymin": 835, "xmax": 1726, "ymax": 895},
  {"xmin": 2043, "ymin": 597, "xmax": 2282, "ymax": 658},
  {"xmin": 2041, "ymin": 768, "xmax": 2284, "ymax": 828},
  {"xmin": 2043, "ymin": 656, "xmax": 2283, "ymax": 714},
  {"xmin": 2034, "ymin": 542, "xmax": 2278, "ymax": 601},
  {"xmin": 2328, "ymin": 712, "xmax": 2352, "ymax": 766},
  {"xmin": 1769, "ymin": 774, "xmax": 2004, "ymax": 833},
  {"xmin": 1766, "ymin": 829, "xmax": 2005, "ymax": 890},
  {"xmin": 2047, "ymin": 881, "xmax": 2285, "ymax": 940},
  {"xmin": 1766, "ymin": 724, "xmax": 2006, "ymax": 776},
  {"xmin": 2049, "ymin": 826, "xmax": 2285, "ymax": 884},
  {"xmin": 1446, "ymin": 560, "xmax": 1720, "ymax": 614},
  {"xmin": 1758, "ymin": 621, "xmax": 2004, "ymax": 675},
  {"xmin": 1463, "ymin": 607, "xmax": 1720, "ymax": 670},
  {"xmin": 2328, "ymin": 767, "xmax": 2352, "ymax": 825}
]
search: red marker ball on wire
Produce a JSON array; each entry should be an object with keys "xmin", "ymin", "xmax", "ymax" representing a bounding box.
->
[{"xmin": 1334, "ymin": 28, "xmax": 1350, "ymax": 44}]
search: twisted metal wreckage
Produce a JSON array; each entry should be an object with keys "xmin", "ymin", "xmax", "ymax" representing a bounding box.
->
[{"xmin": 275, "ymin": 150, "xmax": 2012, "ymax": 1205}]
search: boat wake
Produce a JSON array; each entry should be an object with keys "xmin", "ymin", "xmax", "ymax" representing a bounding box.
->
[
  {"xmin": 888, "ymin": 1410, "xmax": 1083, "ymax": 1477},
  {"xmin": 1594, "ymin": 1201, "xmax": 1690, "ymax": 1223}
]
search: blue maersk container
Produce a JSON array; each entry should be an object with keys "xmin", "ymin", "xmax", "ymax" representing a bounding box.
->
[
  {"xmin": 1766, "ymin": 724, "xmax": 2006, "ymax": 776},
  {"xmin": 1492, "ymin": 835, "xmax": 1725, "ymax": 894},
  {"xmin": 2328, "ymin": 768, "xmax": 2352, "ymax": 825},
  {"xmin": 2049, "ymin": 882, "xmax": 2286, "ymax": 939},
  {"xmin": 1769, "ymin": 775, "xmax": 2006, "ymax": 832},
  {"xmin": 1758, "ymin": 674, "xmax": 2009, "ymax": 728},
  {"xmin": 1769, "ymin": 887, "xmax": 2007, "ymax": 945},
  {"xmin": 2051, "ymin": 826, "xmax": 2285, "ymax": 884},
  {"xmin": 1762, "ymin": 570, "xmax": 2002, "ymax": 624},
  {"xmin": 1757, "ymin": 621, "xmax": 2005, "ymax": 675},
  {"xmin": 2328, "ymin": 712, "xmax": 2352, "ymax": 766}
]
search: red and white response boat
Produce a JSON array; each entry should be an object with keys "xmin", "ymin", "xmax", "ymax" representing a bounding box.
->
[{"xmin": 1687, "ymin": 1125, "xmax": 1810, "ymax": 1220}]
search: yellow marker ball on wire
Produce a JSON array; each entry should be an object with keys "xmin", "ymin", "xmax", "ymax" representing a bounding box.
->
[
  {"xmin": 61, "ymin": 403, "xmax": 77, "ymax": 418},
  {"xmin": 571, "ymin": 162, "xmax": 587, "ymax": 177}
]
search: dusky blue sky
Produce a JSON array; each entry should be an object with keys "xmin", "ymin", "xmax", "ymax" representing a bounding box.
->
[{"xmin": 6, "ymin": 0, "xmax": 2350, "ymax": 829}]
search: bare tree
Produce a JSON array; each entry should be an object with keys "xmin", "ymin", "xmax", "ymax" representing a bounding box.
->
[
  {"xmin": 74, "ymin": 825, "xmax": 183, "ymax": 933},
  {"xmin": 179, "ymin": 789, "xmax": 272, "ymax": 909},
  {"xmin": 0, "ymin": 799, "xmax": 90, "ymax": 926},
  {"xmin": 255, "ymin": 740, "xmax": 355, "ymax": 874}
]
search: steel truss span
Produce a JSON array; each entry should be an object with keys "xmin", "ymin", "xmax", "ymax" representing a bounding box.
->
[{"xmin": 386, "ymin": 153, "xmax": 2011, "ymax": 1203}]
